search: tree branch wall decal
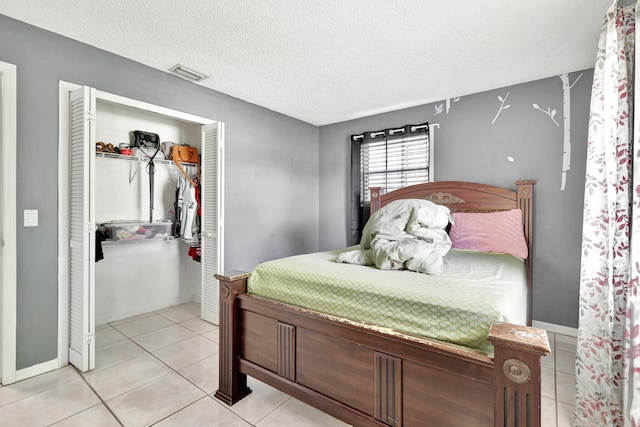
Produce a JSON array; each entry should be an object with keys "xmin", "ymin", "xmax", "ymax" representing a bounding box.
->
[
  {"xmin": 532, "ymin": 104, "xmax": 560, "ymax": 126},
  {"xmin": 491, "ymin": 92, "xmax": 510, "ymax": 124},
  {"xmin": 558, "ymin": 72, "xmax": 583, "ymax": 190},
  {"xmin": 531, "ymin": 72, "xmax": 583, "ymax": 190},
  {"xmin": 435, "ymin": 97, "xmax": 460, "ymax": 115},
  {"xmin": 446, "ymin": 97, "xmax": 460, "ymax": 114}
]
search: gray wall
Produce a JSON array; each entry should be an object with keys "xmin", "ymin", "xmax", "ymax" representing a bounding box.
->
[
  {"xmin": 0, "ymin": 15, "xmax": 319, "ymax": 369},
  {"xmin": 319, "ymin": 70, "xmax": 592, "ymax": 329}
]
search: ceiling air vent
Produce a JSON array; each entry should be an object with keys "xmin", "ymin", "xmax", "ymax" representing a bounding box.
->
[{"xmin": 168, "ymin": 64, "xmax": 208, "ymax": 82}]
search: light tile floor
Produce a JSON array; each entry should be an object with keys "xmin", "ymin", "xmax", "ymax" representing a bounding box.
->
[
  {"xmin": 0, "ymin": 303, "xmax": 575, "ymax": 426},
  {"xmin": 542, "ymin": 332, "xmax": 577, "ymax": 427}
]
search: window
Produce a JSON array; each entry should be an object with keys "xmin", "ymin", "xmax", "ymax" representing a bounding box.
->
[{"xmin": 349, "ymin": 122, "xmax": 433, "ymax": 244}]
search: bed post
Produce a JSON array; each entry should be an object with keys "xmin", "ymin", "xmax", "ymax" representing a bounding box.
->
[
  {"xmin": 489, "ymin": 322, "xmax": 550, "ymax": 427},
  {"xmin": 515, "ymin": 179, "xmax": 536, "ymax": 326},
  {"xmin": 214, "ymin": 271, "xmax": 252, "ymax": 405}
]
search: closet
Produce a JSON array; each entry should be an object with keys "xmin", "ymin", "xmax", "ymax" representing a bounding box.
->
[{"xmin": 62, "ymin": 85, "xmax": 223, "ymax": 372}]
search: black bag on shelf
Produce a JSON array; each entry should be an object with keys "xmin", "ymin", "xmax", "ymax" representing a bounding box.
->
[{"xmin": 130, "ymin": 130, "xmax": 160, "ymax": 149}]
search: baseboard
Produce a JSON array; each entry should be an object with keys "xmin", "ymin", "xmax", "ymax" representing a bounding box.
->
[
  {"xmin": 14, "ymin": 359, "xmax": 60, "ymax": 382},
  {"xmin": 532, "ymin": 320, "xmax": 578, "ymax": 337}
]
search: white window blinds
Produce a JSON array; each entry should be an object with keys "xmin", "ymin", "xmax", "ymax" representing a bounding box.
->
[{"xmin": 357, "ymin": 123, "xmax": 433, "ymax": 204}]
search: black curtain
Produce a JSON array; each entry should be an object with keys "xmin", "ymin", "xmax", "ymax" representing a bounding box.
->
[{"xmin": 349, "ymin": 138, "xmax": 363, "ymax": 246}]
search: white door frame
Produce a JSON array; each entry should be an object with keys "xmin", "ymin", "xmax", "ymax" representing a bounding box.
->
[{"xmin": 1, "ymin": 61, "xmax": 17, "ymax": 385}]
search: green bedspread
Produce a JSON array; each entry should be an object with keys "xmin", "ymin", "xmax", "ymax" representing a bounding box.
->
[{"xmin": 248, "ymin": 247, "xmax": 527, "ymax": 354}]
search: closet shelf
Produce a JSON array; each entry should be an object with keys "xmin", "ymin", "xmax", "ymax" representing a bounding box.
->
[
  {"xmin": 102, "ymin": 237, "xmax": 175, "ymax": 247},
  {"xmin": 95, "ymin": 151, "xmax": 197, "ymax": 166}
]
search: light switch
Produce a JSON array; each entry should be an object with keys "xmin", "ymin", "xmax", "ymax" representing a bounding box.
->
[{"xmin": 24, "ymin": 209, "xmax": 38, "ymax": 227}]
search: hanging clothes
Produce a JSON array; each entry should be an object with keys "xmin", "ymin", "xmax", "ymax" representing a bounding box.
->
[
  {"xmin": 171, "ymin": 164, "xmax": 202, "ymax": 262},
  {"xmin": 171, "ymin": 184, "xmax": 182, "ymax": 238},
  {"xmin": 180, "ymin": 180, "xmax": 196, "ymax": 239},
  {"xmin": 188, "ymin": 215, "xmax": 201, "ymax": 262},
  {"xmin": 95, "ymin": 228, "xmax": 107, "ymax": 262},
  {"xmin": 188, "ymin": 179, "xmax": 202, "ymax": 262}
]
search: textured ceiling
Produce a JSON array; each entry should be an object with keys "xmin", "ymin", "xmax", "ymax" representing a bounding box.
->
[{"xmin": 0, "ymin": 0, "xmax": 611, "ymax": 125}]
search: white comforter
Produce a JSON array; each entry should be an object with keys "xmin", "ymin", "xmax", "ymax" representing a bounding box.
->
[{"xmin": 337, "ymin": 199, "xmax": 452, "ymax": 274}]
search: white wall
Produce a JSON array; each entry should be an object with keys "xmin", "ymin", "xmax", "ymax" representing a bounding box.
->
[{"xmin": 95, "ymin": 240, "xmax": 199, "ymax": 325}]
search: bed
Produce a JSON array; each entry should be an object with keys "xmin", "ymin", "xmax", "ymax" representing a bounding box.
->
[{"xmin": 214, "ymin": 180, "xmax": 550, "ymax": 427}]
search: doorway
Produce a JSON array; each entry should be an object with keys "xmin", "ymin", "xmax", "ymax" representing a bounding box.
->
[
  {"xmin": 0, "ymin": 61, "xmax": 17, "ymax": 385},
  {"xmin": 58, "ymin": 82, "xmax": 224, "ymax": 372}
]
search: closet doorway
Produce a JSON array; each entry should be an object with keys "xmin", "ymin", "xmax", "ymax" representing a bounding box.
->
[
  {"xmin": 58, "ymin": 82, "xmax": 224, "ymax": 372},
  {"xmin": 0, "ymin": 61, "xmax": 17, "ymax": 385}
]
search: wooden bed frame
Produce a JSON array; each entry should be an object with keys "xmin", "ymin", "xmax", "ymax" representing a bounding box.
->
[{"xmin": 214, "ymin": 180, "xmax": 550, "ymax": 427}]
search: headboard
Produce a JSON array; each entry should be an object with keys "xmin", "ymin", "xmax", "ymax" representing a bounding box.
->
[{"xmin": 370, "ymin": 180, "xmax": 536, "ymax": 324}]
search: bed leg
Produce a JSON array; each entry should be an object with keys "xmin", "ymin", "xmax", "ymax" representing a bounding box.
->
[
  {"xmin": 213, "ymin": 271, "xmax": 252, "ymax": 406},
  {"xmin": 488, "ymin": 322, "xmax": 551, "ymax": 427}
]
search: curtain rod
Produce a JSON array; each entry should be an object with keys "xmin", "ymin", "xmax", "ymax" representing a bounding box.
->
[{"xmin": 351, "ymin": 122, "xmax": 439, "ymax": 141}]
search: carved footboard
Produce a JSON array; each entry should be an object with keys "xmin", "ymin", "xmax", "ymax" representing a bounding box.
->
[{"xmin": 214, "ymin": 273, "xmax": 550, "ymax": 427}]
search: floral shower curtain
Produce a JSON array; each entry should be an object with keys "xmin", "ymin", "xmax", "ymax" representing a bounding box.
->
[{"xmin": 576, "ymin": 1, "xmax": 640, "ymax": 426}]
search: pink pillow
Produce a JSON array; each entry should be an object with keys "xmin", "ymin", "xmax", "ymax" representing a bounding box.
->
[{"xmin": 449, "ymin": 209, "xmax": 528, "ymax": 259}]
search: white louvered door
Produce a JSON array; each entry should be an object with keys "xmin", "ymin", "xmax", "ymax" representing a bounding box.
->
[
  {"xmin": 68, "ymin": 86, "xmax": 96, "ymax": 372},
  {"xmin": 200, "ymin": 122, "xmax": 224, "ymax": 324}
]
